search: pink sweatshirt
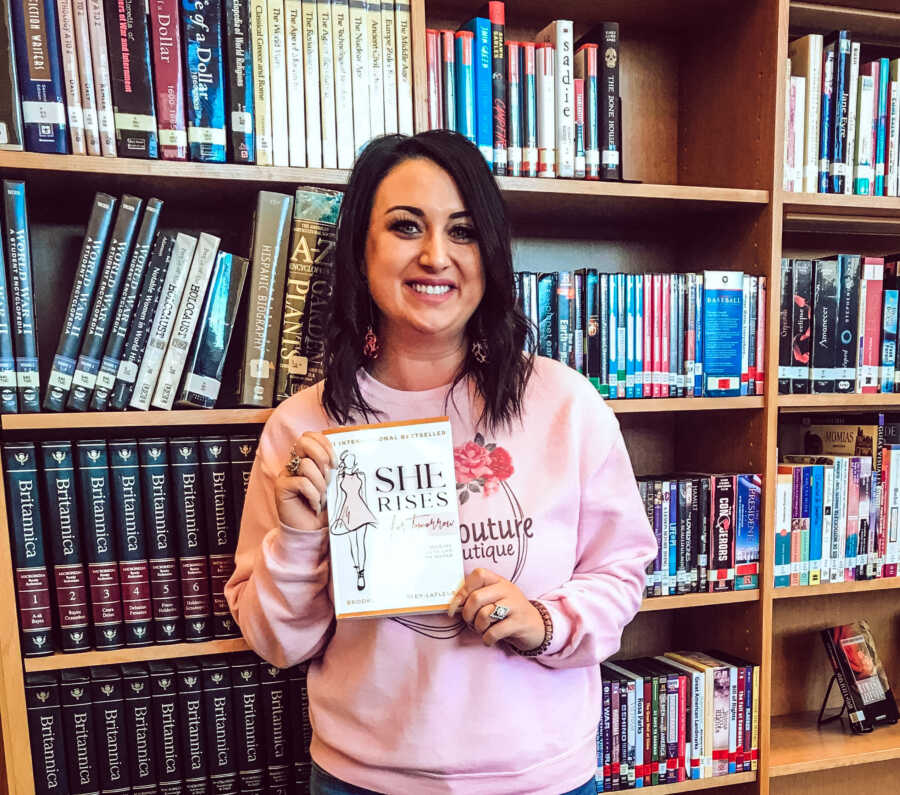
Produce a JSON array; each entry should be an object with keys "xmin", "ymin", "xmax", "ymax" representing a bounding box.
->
[{"xmin": 226, "ymin": 356, "xmax": 657, "ymax": 795}]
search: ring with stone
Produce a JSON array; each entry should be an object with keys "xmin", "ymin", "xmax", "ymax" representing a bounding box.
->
[
  {"xmin": 286, "ymin": 445, "xmax": 302, "ymax": 476},
  {"xmin": 489, "ymin": 604, "xmax": 511, "ymax": 622}
]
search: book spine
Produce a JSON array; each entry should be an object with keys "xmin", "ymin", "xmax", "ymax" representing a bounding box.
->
[
  {"xmin": 57, "ymin": 0, "xmax": 86, "ymax": 154},
  {"xmin": 250, "ymin": 0, "xmax": 272, "ymax": 165},
  {"xmin": 755, "ymin": 276, "xmax": 766, "ymax": 394},
  {"xmin": 440, "ymin": 29, "xmax": 455, "ymax": 131},
  {"xmin": 60, "ymin": 670, "xmax": 101, "ymax": 793},
  {"xmin": 820, "ymin": 629, "xmax": 868, "ymax": 731},
  {"xmin": 39, "ymin": 442, "xmax": 91, "ymax": 652},
  {"xmin": 454, "ymin": 31, "xmax": 475, "ymax": 143},
  {"xmin": 819, "ymin": 42, "xmax": 835, "ymax": 193},
  {"xmin": 0, "ymin": 195, "xmax": 17, "ymax": 413},
  {"xmin": 139, "ymin": 438, "xmax": 182, "ymax": 643},
  {"xmin": 741, "ymin": 275, "xmax": 752, "ymax": 395},
  {"xmin": 67, "ymin": 194, "xmax": 143, "ymax": 411},
  {"xmin": 86, "ymin": 0, "xmax": 117, "ymax": 155},
  {"xmin": 537, "ymin": 272, "xmax": 558, "ymax": 359},
  {"xmin": 426, "ymin": 28, "xmax": 440, "ymax": 129},
  {"xmin": 223, "ymin": 0, "xmax": 255, "ymax": 163},
  {"xmin": 4, "ymin": 442, "xmax": 53, "ymax": 656},
  {"xmin": 0, "ymin": 0, "xmax": 24, "ymax": 150},
  {"xmin": 585, "ymin": 269, "xmax": 600, "ymax": 388},
  {"xmin": 91, "ymin": 668, "xmax": 131, "ymax": 792},
  {"xmin": 149, "ymin": 661, "xmax": 184, "ymax": 793},
  {"xmin": 104, "ymin": 0, "xmax": 159, "ymax": 157},
  {"xmin": 485, "ymin": 1, "xmax": 506, "ymax": 174},
  {"xmin": 600, "ymin": 22, "xmax": 620, "ymax": 180},
  {"xmin": 882, "ymin": 290, "xmax": 898, "ymax": 392},
  {"xmin": 542, "ymin": 20, "xmax": 574, "ymax": 177},
  {"xmin": 574, "ymin": 270, "xmax": 585, "ymax": 373},
  {"xmin": 394, "ymin": 0, "xmax": 412, "ymax": 134},
  {"xmin": 201, "ymin": 659, "xmax": 238, "ymax": 792},
  {"xmin": 260, "ymin": 663, "xmax": 292, "ymax": 790},
  {"xmin": 182, "ymin": 0, "xmax": 227, "ymax": 161},
  {"xmin": 231, "ymin": 654, "xmax": 265, "ymax": 792},
  {"xmin": 228, "ymin": 435, "xmax": 257, "ymax": 522},
  {"xmin": 130, "ymin": 232, "xmax": 196, "ymax": 410},
  {"xmin": 319, "ymin": 0, "xmax": 338, "ymax": 165},
  {"xmin": 461, "ymin": 18, "xmax": 490, "ymax": 163},
  {"xmin": 26, "ymin": 673, "xmax": 70, "ymax": 792},
  {"xmin": 811, "ymin": 259, "xmax": 838, "ymax": 392},
  {"xmin": 121, "ymin": 664, "xmax": 156, "ymax": 793},
  {"xmin": 91, "ymin": 198, "xmax": 163, "ymax": 411},
  {"xmin": 288, "ymin": 663, "xmax": 312, "ymax": 787},
  {"xmin": 830, "ymin": 34, "xmax": 850, "ymax": 192},
  {"xmin": 150, "ymin": 0, "xmax": 188, "ymax": 159},
  {"xmin": 2, "ymin": 181, "xmax": 40, "ymax": 411},
  {"xmin": 625, "ymin": 273, "xmax": 635, "ymax": 396},
  {"xmin": 860, "ymin": 259, "xmax": 884, "ymax": 393},
  {"xmin": 576, "ymin": 44, "xmax": 599, "ymax": 179},
  {"xmin": 709, "ymin": 475, "xmax": 736, "ymax": 591},
  {"xmin": 285, "ymin": 0, "xmax": 306, "ymax": 166},
  {"xmin": 152, "ymin": 232, "xmax": 220, "ymax": 410},
  {"xmin": 506, "ymin": 40, "xmax": 522, "ymax": 175},
  {"xmin": 856, "ymin": 74, "xmax": 876, "ymax": 194},
  {"xmin": 11, "ymin": 0, "xmax": 69, "ymax": 152},
  {"xmin": 301, "ymin": 0, "xmax": 322, "ymax": 167},
  {"xmin": 175, "ymin": 661, "xmax": 208, "ymax": 794},
  {"xmin": 845, "ymin": 42, "xmax": 861, "ymax": 193},
  {"xmin": 177, "ymin": 252, "xmax": 249, "ymax": 408},
  {"xmin": 834, "ymin": 255, "xmax": 860, "ymax": 392},
  {"xmin": 522, "ymin": 41, "xmax": 537, "ymax": 177},
  {"xmin": 71, "ymin": 0, "xmax": 99, "ymax": 154},
  {"xmin": 889, "ymin": 81, "xmax": 900, "ymax": 196},
  {"xmin": 787, "ymin": 259, "xmax": 812, "ymax": 393},
  {"xmin": 876, "ymin": 58, "xmax": 890, "ymax": 194},
  {"xmin": 268, "ymin": 0, "xmax": 290, "ymax": 167}
]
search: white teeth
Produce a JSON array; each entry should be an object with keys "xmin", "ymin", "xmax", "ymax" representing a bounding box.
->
[{"xmin": 410, "ymin": 283, "xmax": 451, "ymax": 295}]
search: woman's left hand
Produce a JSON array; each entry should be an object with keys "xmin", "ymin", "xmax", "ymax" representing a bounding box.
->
[{"xmin": 448, "ymin": 568, "xmax": 545, "ymax": 651}]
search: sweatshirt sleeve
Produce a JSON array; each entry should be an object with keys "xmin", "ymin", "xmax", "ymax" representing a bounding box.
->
[
  {"xmin": 535, "ymin": 406, "xmax": 657, "ymax": 670},
  {"xmin": 224, "ymin": 412, "xmax": 335, "ymax": 669}
]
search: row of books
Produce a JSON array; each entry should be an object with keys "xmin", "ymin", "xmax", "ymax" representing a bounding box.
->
[
  {"xmin": 425, "ymin": 10, "xmax": 622, "ymax": 180},
  {"xmin": 785, "ymin": 32, "xmax": 900, "ymax": 196},
  {"xmin": 6, "ymin": 435, "xmax": 258, "ymax": 657},
  {"xmin": 595, "ymin": 651, "xmax": 760, "ymax": 790},
  {"xmin": 517, "ymin": 270, "xmax": 767, "ymax": 399},
  {"xmin": 1, "ymin": 0, "xmax": 414, "ymax": 165},
  {"xmin": 638, "ymin": 473, "xmax": 761, "ymax": 599},
  {"xmin": 778, "ymin": 255, "xmax": 898, "ymax": 394},
  {"xmin": 776, "ymin": 413, "xmax": 899, "ymax": 587},
  {"xmin": 25, "ymin": 653, "xmax": 312, "ymax": 795}
]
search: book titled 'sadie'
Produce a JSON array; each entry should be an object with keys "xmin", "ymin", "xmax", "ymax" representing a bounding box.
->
[{"xmin": 324, "ymin": 418, "xmax": 464, "ymax": 619}]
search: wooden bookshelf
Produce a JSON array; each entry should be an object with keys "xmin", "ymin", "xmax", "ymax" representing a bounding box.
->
[
  {"xmin": 646, "ymin": 773, "xmax": 758, "ymax": 793},
  {"xmin": 609, "ymin": 396, "xmax": 765, "ymax": 414},
  {"xmin": 639, "ymin": 590, "xmax": 760, "ymax": 612},
  {"xmin": 0, "ymin": 408, "xmax": 273, "ymax": 430},
  {"xmin": 777, "ymin": 393, "xmax": 900, "ymax": 411},
  {"xmin": 773, "ymin": 579, "xmax": 900, "ymax": 599}
]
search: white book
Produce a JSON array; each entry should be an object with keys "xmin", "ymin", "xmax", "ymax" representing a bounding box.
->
[
  {"xmin": 349, "ymin": 0, "xmax": 370, "ymax": 153},
  {"xmin": 86, "ymin": 0, "xmax": 117, "ymax": 156},
  {"xmin": 331, "ymin": 0, "xmax": 354, "ymax": 167},
  {"xmin": 832, "ymin": 456, "xmax": 848, "ymax": 583},
  {"xmin": 318, "ymin": 0, "xmax": 338, "ymax": 167},
  {"xmin": 381, "ymin": 0, "xmax": 398, "ymax": 134},
  {"xmin": 268, "ymin": 0, "xmax": 291, "ymax": 166},
  {"xmin": 72, "ymin": 0, "xmax": 100, "ymax": 155},
  {"xmin": 791, "ymin": 76, "xmax": 806, "ymax": 192},
  {"xmin": 888, "ymin": 82, "xmax": 900, "ymax": 197},
  {"xmin": 301, "ymin": 0, "xmax": 322, "ymax": 167},
  {"xmin": 774, "ymin": 470, "xmax": 792, "ymax": 586},
  {"xmin": 787, "ymin": 34, "xmax": 822, "ymax": 193},
  {"xmin": 855, "ymin": 74, "xmax": 876, "ymax": 195},
  {"xmin": 130, "ymin": 233, "xmax": 197, "ymax": 411},
  {"xmin": 844, "ymin": 41, "xmax": 861, "ymax": 194},
  {"xmin": 536, "ymin": 43, "xmax": 555, "ymax": 177},
  {"xmin": 783, "ymin": 59, "xmax": 791, "ymax": 190},
  {"xmin": 284, "ymin": 0, "xmax": 307, "ymax": 166},
  {"xmin": 887, "ymin": 448, "xmax": 900, "ymax": 570},
  {"xmin": 394, "ymin": 0, "xmax": 413, "ymax": 135},
  {"xmin": 535, "ymin": 20, "xmax": 575, "ymax": 178},
  {"xmin": 56, "ymin": 0, "xmax": 85, "ymax": 154},
  {"xmin": 151, "ymin": 233, "xmax": 220, "ymax": 410},
  {"xmin": 252, "ymin": 0, "xmax": 274, "ymax": 166},
  {"xmin": 821, "ymin": 464, "xmax": 834, "ymax": 582},
  {"xmin": 366, "ymin": 0, "xmax": 384, "ymax": 138},
  {"xmin": 323, "ymin": 418, "xmax": 464, "ymax": 619}
]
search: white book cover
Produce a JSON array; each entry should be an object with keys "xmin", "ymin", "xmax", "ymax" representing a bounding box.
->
[
  {"xmin": 349, "ymin": 0, "xmax": 370, "ymax": 153},
  {"xmin": 252, "ymin": 0, "xmax": 274, "ymax": 166},
  {"xmin": 301, "ymin": 0, "xmax": 323, "ymax": 167},
  {"xmin": 783, "ymin": 62, "xmax": 791, "ymax": 190},
  {"xmin": 323, "ymin": 418, "xmax": 464, "ymax": 619},
  {"xmin": 381, "ymin": 0, "xmax": 398, "ymax": 134},
  {"xmin": 791, "ymin": 76, "xmax": 806, "ymax": 192},
  {"xmin": 845, "ymin": 41, "xmax": 861, "ymax": 194},
  {"xmin": 268, "ymin": 0, "xmax": 291, "ymax": 166},
  {"xmin": 331, "ymin": 0, "xmax": 354, "ymax": 167},
  {"xmin": 366, "ymin": 0, "xmax": 384, "ymax": 138},
  {"xmin": 318, "ymin": 0, "xmax": 338, "ymax": 167},
  {"xmin": 56, "ymin": 0, "xmax": 85, "ymax": 154},
  {"xmin": 86, "ymin": 0, "xmax": 116, "ymax": 156},
  {"xmin": 394, "ymin": 0, "xmax": 413, "ymax": 135},
  {"xmin": 151, "ymin": 233, "xmax": 220, "ymax": 410},
  {"xmin": 285, "ymin": 0, "xmax": 307, "ymax": 166},
  {"xmin": 890, "ymin": 76, "xmax": 900, "ymax": 197},
  {"xmin": 833, "ymin": 456, "xmax": 848, "ymax": 583},
  {"xmin": 787, "ymin": 34, "xmax": 822, "ymax": 193},
  {"xmin": 856, "ymin": 74, "xmax": 875, "ymax": 195},
  {"xmin": 130, "ymin": 233, "xmax": 197, "ymax": 411},
  {"xmin": 536, "ymin": 43, "xmax": 555, "ymax": 177},
  {"xmin": 821, "ymin": 464, "xmax": 834, "ymax": 582},
  {"xmin": 888, "ymin": 448, "xmax": 900, "ymax": 569},
  {"xmin": 72, "ymin": 0, "xmax": 100, "ymax": 155},
  {"xmin": 535, "ymin": 20, "xmax": 574, "ymax": 178}
]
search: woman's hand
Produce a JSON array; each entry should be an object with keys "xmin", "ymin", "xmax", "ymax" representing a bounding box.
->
[
  {"xmin": 447, "ymin": 568, "xmax": 546, "ymax": 652},
  {"xmin": 275, "ymin": 431, "xmax": 336, "ymax": 531}
]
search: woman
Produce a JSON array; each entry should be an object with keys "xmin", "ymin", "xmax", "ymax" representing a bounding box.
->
[
  {"xmin": 226, "ymin": 131, "xmax": 657, "ymax": 795},
  {"xmin": 330, "ymin": 451, "xmax": 376, "ymax": 590}
]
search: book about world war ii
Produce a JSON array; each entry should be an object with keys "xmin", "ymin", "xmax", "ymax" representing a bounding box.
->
[{"xmin": 323, "ymin": 417, "xmax": 464, "ymax": 619}]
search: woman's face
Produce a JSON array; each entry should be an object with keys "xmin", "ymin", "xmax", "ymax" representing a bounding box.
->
[{"xmin": 364, "ymin": 158, "xmax": 485, "ymax": 344}]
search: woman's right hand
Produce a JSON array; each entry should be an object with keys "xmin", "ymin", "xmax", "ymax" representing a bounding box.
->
[{"xmin": 275, "ymin": 431, "xmax": 336, "ymax": 531}]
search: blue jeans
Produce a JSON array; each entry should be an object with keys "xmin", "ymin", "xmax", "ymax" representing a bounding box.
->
[{"xmin": 310, "ymin": 762, "xmax": 598, "ymax": 795}]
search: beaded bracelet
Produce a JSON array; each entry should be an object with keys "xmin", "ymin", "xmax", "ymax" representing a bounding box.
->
[{"xmin": 513, "ymin": 600, "xmax": 554, "ymax": 657}]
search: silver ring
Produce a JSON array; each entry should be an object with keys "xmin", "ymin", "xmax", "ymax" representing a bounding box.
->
[
  {"xmin": 286, "ymin": 445, "xmax": 302, "ymax": 476},
  {"xmin": 489, "ymin": 604, "xmax": 510, "ymax": 622}
]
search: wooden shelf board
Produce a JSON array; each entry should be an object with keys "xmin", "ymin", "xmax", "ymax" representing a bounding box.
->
[
  {"xmin": 778, "ymin": 393, "xmax": 900, "ymax": 412},
  {"xmin": 639, "ymin": 590, "xmax": 759, "ymax": 612},
  {"xmin": 774, "ymin": 578, "xmax": 900, "ymax": 599},
  {"xmin": 22, "ymin": 638, "xmax": 250, "ymax": 672},
  {"xmin": 770, "ymin": 711, "xmax": 900, "ymax": 777},
  {"xmin": 790, "ymin": 1, "xmax": 900, "ymax": 41},
  {"xmin": 1, "ymin": 408, "xmax": 273, "ymax": 430},
  {"xmin": 631, "ymin": 772, "xmax": 756, "ymax": 793},
  {"xmin": 782, "ymin": 191, "xmax": 900, "ymax": 224},
  {"xmin": 608, "ymin": 396, "xmax": 764, "ymax": 414}
]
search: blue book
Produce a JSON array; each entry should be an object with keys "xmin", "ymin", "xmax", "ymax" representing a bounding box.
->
[
  {"xmin": 0, "ymin": 214, "xmax": 17, "ymax": 413},
  {"xmin": 181, "ymin": 0, "xmax": 227, "ymax": 162},
  {"xmin": 829, "ymin": 31, "xmax": 851, "ymax": 193},
  {"xmin": 460, "ymin": 17, "xmax": 493, "ymax": 167},
  {"xmin": 608, "ymin": 273, "xmax": 618, "ymax": 399},
  {"xmin": 635, "ymin": 274, "xmax": 643, "ymax": 396},
  {"xmin": 625, "ymin": 273, "xmax": 635, "ymax": 398},
  {"xmin": 695, "ymin": 274, "xmax": 704, "ymax": 395},
  {"xmin": 10, "ymin": 0, "xmax": 68, "ymax": 152},
  {"xmin": 819, "ymin": 43, "xmax": 835, "ymax": 193},
  {"xmin": 454, "ymin": 31, "xmax": 476, "ymax": 144},
  {"xmin": 702, "ymin": 271, "xmax": 744, "ymax": 397},
  {"xmin": 617, "ymin": 273, "xmax": 626, "ymax": 396},
  {"xmin": 800, "ymin": 466, "xmax": 812, "ymax": 587},
  {"xmin": 882, "ymin": 289, "xmax": 898, "ymax": 393},
  {"xmin": 668, "ymin": 480, "xmax": 677, "ymax": 595},
  {"xmin": 875, "ymin": 57, "xmax": 890, "ymax": 196},
  {"xmin": 809, "ymin": 465, "xmax": 824, "ymax": 585}
]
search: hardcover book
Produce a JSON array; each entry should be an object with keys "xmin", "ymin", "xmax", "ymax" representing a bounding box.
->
[
  {"xmin": 835, "ymin": 254, "xmax": 861, "ymax": 393},
  {"xmin": 319, "ymin": 0, "xmax": 338, "ymax": 165},
  {"xmin": 301, "ymin": 0, "xmax": 322, "ymax": 167},
  {"xmin": 703, "ymin": 271, "xmax": 744, "ymax": 397},
  {"xmin": 223, "ymin": 0, "xmax": 254, "ymax": 162},
  {"xmin": 91, "ymin": 666, "xmax": 131, "ymax": 792},
  {"xmin": 268, "ymin": 0, "xmax": 290, "ymax": 167},
  {"xmin": 395, "ymin": 0, "xmax": 413, "ymax": 135},
  {"xmin": 57, "ymin": 0, "xmax": 86, "ymax": 155},
  {"xmin": 201, "ymin": 657, "xmax": 238, "ymax": 792},
  {"xmin": 121, "ymin": 663, "xmax": 157, "ymax": 793},
  {"xmin": 261, "ymin": 662, "xmax": 293, "ymax": 791},
  {"xmin": 176, "ymin": 660, "xmax": 208, "ymax": 794},
  {"xmin": 331, "ymin": 0, "xmax": 354, "ymax": 167},
  {"xmin": 60, "ymin": 669, "xmax": 101, "ymax": 794},
  {"xmin": 86, "ymin": 0, "xmax": 117, "ymax": 155},
  {"xmin": 366, "ymin": 0, "xmax": 383, "ymax": 141},
  {"xmin": 459, "ymin": 18, "xmax": 490, "ymax": 162},
  {"xmin": 229, "ymin": 434, "xmax": 257, "ymax": 522},
  {"xmin": 479, "ymin": 1, "xmax": 505, "ymax": 174},
  {"xmin": 323, "ymin": 417, "xmax": 464, "ymax": 619},
  {"xmin": 821, "ymin": 619, "xmax": 900, "ymax": 732},
  {"xmin": 25, "ymin": 672, "xmax": 70, "ymax": 793},
  {"xmin": 380, "ymin": 0, "xmax": 397, "ymax": 136},
  {"xmin": 0, "ymin": 200, "xmax": 16, "ymax": 413},
  {"xmin": 0, "ymin": 0, "xmax": 24, "ymax": 149},
  {"xmin": 230, "ymin": 652, "xmax": 265, "ymax": 792},
  {"xmin": 535, "ymin": 19, "xmax": 574, "ymax": 178},
  {"xmin": 149, "ymin": 0, "xmax": 188, "ymax": 160},
  {"xmin": 285, "ymin": 0, "xmax": 307, "ymax": 166},
  {"xmin": 149, "ymin": 661, "xmax": 184, "ymax": 794},
  {"xmin": 181, "ymin": 0, "xmax": 226, "ymax": 162},
  {"xmin": 812, "ymin": 258, "xmax": 839, "ymax": 393},
  {"xmin": 72, "ymin": 0, "xmax": 101, "ymax": 155},
  {"xmin": 288, "ymin": 663, "xmax": 312, "ymax": 787}
]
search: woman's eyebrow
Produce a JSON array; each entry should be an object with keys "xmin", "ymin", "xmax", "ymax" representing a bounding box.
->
[{"xmin": 385, "ymin": 206, "xmax": 471, "ymax": 219}]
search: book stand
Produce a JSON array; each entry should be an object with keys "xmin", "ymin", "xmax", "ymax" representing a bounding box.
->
[{"xmin": 817, "ymin": 673, "xmax": 849, "ymax": 731}]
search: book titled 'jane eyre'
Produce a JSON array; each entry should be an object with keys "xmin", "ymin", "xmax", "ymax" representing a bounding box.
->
[{"xmin": 323, "ymin": 417, "xmax": 464, "ymax": 619}]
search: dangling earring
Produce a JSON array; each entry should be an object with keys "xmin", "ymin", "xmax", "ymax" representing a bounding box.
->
[
  {"xmin": 471, "ymin": 338, "xmax": 488, "ymax": 364},
  {"xmin": 363, "ymin": 326, "xmax": 380, "ymax": 359}
]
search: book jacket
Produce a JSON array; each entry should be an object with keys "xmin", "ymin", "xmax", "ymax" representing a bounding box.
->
[{"xmin": 323, "ymin": 417, "xmax": 464, "ymax": 619}]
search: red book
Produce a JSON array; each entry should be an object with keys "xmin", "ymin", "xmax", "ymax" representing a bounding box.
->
[
  {"xmin": 755, "ymin": 276, "xmax": 767, "ymax": 395},
  {"xmin": 480, "ymin": 0, "xmax": 507, "ymax": 175},
  {"xmin": 859, "ymin": 257, "xmax": 885, "ymax": 393},
  {"xmin": 677, "ymin": 672, "xmax": 687, "ymax": 781},
  {"xmin": 661, "ymin": 274, "xmax": 670, "ymax": 398},
  {"xmin": 149, "ymin": 0, "xmax": 187, "ymax": 160},
  {"xmin": 652, "ymin": 274, "xmax": 662, "ymax": 397},
  {"xmin": 426, "ymin": 29, "xmax": 442, "ymax": 130},
  {"xmin": 643, "ymin": 273, "xmax": 653, "ymax": 397}
]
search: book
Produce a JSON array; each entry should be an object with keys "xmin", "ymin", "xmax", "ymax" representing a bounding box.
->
[
  {"xmin": 288, "ymin": 663, "xmax": 312, "ymax": 786},
  {"xmin": 72, "ymin": 2, "xmax": 102, "ymax": 156},
  {"xmin": 229, "ymin": 435, "xmax": 257, "ymax": 523},
  {"xmin": 91, "ymin": 666, "xmax": 131, "ymax": 792},
  {"xmin": 735, "ymin": 474, "xmax": 761, "ymax": 590},
  {"xmin": 67, "ymin": 193, "xmax": 143, "ymax": 411},
  {"xmin": 507, "ymin": 40, "xmax": 522, "ymax": 175},
  {"xmin": 182, "ymin": 0, "xmax": 226, "ymax": 162},
  {"xmin": 819, "ymin": 38, "xmax": 836, "ymax": 193},
  {"xmin": 319, "ymin": 0, "xmax": 338, "ymax": 166},
  {"xmin": 323, "ymin": 417, "xmax": 464, "ymax": 618},
  {"xmin": 845, "ymin": 41, "xmax": 861, "ymax": 194},
  {"xmin": 812, "ymin": 258, "xmax": 839, "ymax": 392},
  {"xmin": 223, "ymin": 0, "xmax": 254, "ymax": 163},
  {"xmin": 536, "ymin": 20, "xmax": 574, "ymax": 179},
  {"xmin": 425, "ymin": 28, "xmax": 441, "ymax": 129},
  {"xmin": 230, "ymin": 652, "xmax": 265, "ymax": 792},
  {"xmin": 176, "ymin": 251, "xmax": 249, "ymax": 409},
  {"xmin": 331, "ymin": 0, "xmax": 354, "ymax": 167},
  {"xmin": 4, "ymin": 441, "xmax": 53, "ymax": 656},
  {"xmin": 201, "ymin": 657, "xmax": 238, "ymax": 792},
  {"xmin": 536, "ymin": 42, "xmax": 554, "ymax": 177},
  {"xmin": 460, "ymin": 17, "xmax": 492, "ymax": 165},
  {"xmin": 575, "ymin": 43, "xmax": 599, "ymax": 179},
  {"xmin": 882, "ymin": 289, "xmax": 898, "ymax": 393},
  {"xmin": 440, "ymin": 29, "xmax": 455, "ymax": 131},
  {"xmin": 60, "ymin": 669, "xmax": 101, "ymax": 794},
  {"xmin": 104, "ymin": 0, "xmax": 158, "ymax": 158},
  {"xmin": 788, "ymin": 34, "xmax": 823, "ymax": 193},
  {"xmin": 395, "ymin": 0, "xmax": 413, "ymax": 135},
  {"xmin": 858, "ymin": 257, "xmax": 884, "ymax": 393},
  {"xmin": 86, "ymin": 0, "xmax": 117, "ymax": 155},
  {"xmin": 834, "ymin": 254, "xmax": 861, "ymax": 393},
  {"xmin": 149, "ymin": 0, "xmax": 188, "ymax": 159},
  {"xmin": 25, "ymin": 672, "xmax": 70, "ymax": 792},
  {"xmin": 454, "ymin": 31, "xmax": 475, "ymax": 144},
  {"xmin": 250, "ymin": 0, "xmax": 273, "ymax": 166},
  {"xmin": 268, "ymin": 0, "xmax": 290, "ymax": 167},
  {"xmin": 39, "ymin": 441, "xmax": 90, "ymax": 652},
  {"xmin": 366, "ymin": 0, "xmax": 383, "ymax": 141},
  {"xmin": 599, "ymin": 23, "xmax": 620, "ymax": 180},
  {"xmin": 285, "ymin": 0, "xmax": 306, "ymax": 166},
  {"xmin": 301, "ymin": 0, "xmax": 322, "ymax": 167},
  {"xmin": 121, "ymin": 663, "xmax": 156, "ymax": 793},
  {"xmin": 260, "ymin": 662, "xmax": 292, "ymax": 790},
  {"xmin": 176, "ymin": 660, "xmax": 208, "ymax": 794},
  {"xmin": 3, "ymin": 181, "xmax": 40, "ymax": 411},
  {"xmin": 830, "ymin": 31, "xmax": 851, "ymax": 193},
  {"xmin": 0, "ymin": 0, "xmax": 24, "ymax": 150},
  {"xmin": 238, "ymin": 190, "xmax": 294, "ymax": 406},
  {"xmin": 149, "ymin": 661, "xmax": 184, "ymax": 794},
  {"xmin": 479, "ymin": 1, "xmax": 505, "ymax": 174},
  {"xmin": 856, "ymin": 73, "xmax": 876, "ymax": 194},
  {"xmin": 56, "ymin": 0, "xmax": 86, "ymax": 154},
  {"xmin": 521, "ymin": 41, "xmax": 537, "ymax": 177},
  {"xmin": 0, "ymin": 197, "xmax": 17, "ymax": 413},
  {"xmin": 821, "ymin": 619, "xmax": 900, "ymax": 732},
  {"xmin": 702, "ymin": 271, "xmax": 744, "ymax": 397}
]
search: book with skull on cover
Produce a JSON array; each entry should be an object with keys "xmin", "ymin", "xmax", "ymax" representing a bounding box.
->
[{"xmin": 323, "ymin": 417, "xmax": 464, "ymax": 619}]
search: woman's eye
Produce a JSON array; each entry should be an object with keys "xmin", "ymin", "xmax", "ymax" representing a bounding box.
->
[
  {"xmin": 449, "ymin": 225, "xmax": 476, "ymax": 242},
  {"xmin": 389, "ymin": 219, "xmax": 420, "ymax": 235}
]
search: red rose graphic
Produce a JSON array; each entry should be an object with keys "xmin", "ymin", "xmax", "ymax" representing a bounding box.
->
[
  {"xmin": 454, "ymin": 441, "xmax": 493, "ymax": 482},
  {"xmin": 488, "ymin": 447, "xmax": 514, "ymax": 480},
  {"xmin": 483, "ymin": 476, "xmax": 500, "ymax": 496}
]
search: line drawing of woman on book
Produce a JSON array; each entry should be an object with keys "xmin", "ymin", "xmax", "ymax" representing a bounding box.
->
[{"xmin": 330, "ymin": 450, "xmax": 376, "ymax": 591}]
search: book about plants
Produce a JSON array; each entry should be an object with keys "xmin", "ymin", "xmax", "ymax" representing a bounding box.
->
[{"xmin": 323, "ymin": 417, "xmax": 464, "ymax": 619}]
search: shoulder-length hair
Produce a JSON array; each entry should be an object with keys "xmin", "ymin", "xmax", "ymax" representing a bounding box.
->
[{"xmin": 321, "ymin": 130, "xmax": 534, "ymax": 432}]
